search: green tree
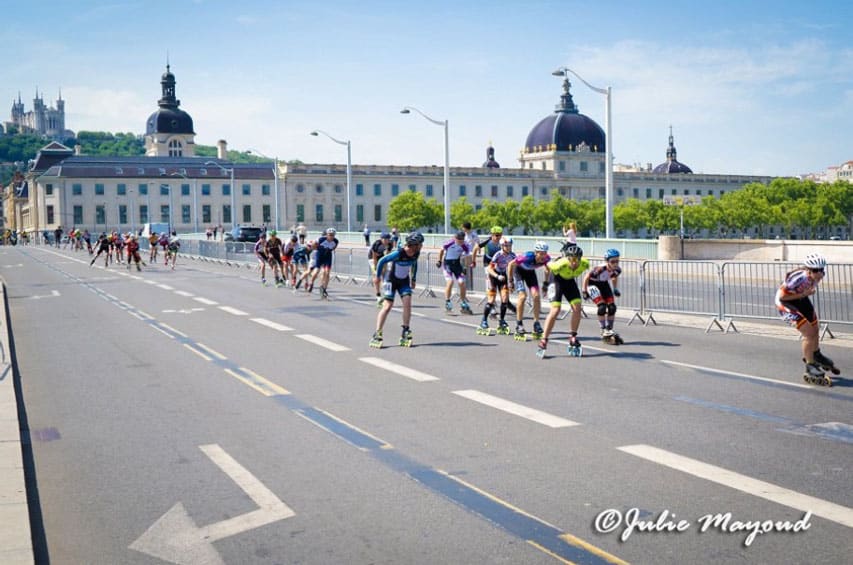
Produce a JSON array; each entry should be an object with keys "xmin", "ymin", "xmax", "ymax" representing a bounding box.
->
[
  {"xmin": 450, "ymin": 196, "xmax": 475, "ymax": 229},
  {"xmin": 614, "ymin": 198, "xmax": 648, "ymax": 234},
  {"xmin": 387, "ymin": 191, "xmax": 442, "ymax": 231},
  {"xmin": 517, "ymin": 195, "xmax": 537, "ymax": 235}
]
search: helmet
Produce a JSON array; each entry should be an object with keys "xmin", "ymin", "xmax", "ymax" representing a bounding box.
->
[
  {"xmin": 533, "ymin": 241, "xmax": 549, "ymax": 252},
  {"xmin": 562, "ymin": 242, "xmax": 583, "ymax": 258},
  {"xmin": 405, "ymin": 232, "xmax": 424, "ymax": 245},
  {"xmin": 380, "ymin": 232, "xmax": 391, "ymax": 239},
  {"xmin": 500, "ymin": 237, "xmax": 513, "ymax": 246},
  {"xmin": 804, "ymin": 253, "xmax": 827, "ymax": 270},
  {"xmin": 490, "ymin": 225, "xmax": 503, "ymax": 235},
  {"xmin": 290, "ymin": 234, "xmax": 298, "ymax": 241},
  {"xmin": 455, "ymin": 231, "xmax": 466, "ymax": 240},
  {"xmin": 326, "ymin": 227, "xmax": 336, "ymax": 235},
  {"xmin": 269, "ymin": 230, "xmax": 277, "ymax": 236},
  {"xmin": 604, "ymin": 248, "xmax": 620, "ymax": 260},
  {"xmin": 259, "ymin": 231, "xmax": 267, "ymax": 238}
]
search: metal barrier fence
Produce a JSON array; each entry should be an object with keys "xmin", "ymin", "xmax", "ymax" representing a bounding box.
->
[{"xmin": 161, "ymin": 239, "xmax": 852, "ymax": 337}]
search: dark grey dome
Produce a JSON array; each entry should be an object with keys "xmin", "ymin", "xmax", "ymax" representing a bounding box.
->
[
  {"xmin": 653, "ymin": 128, "xmax": 692, "ymax": 174},
  {"xmin": 146, "ymin": 108, "xmax": 194, "ymax": 135},
  {"xmin": 146, "ymin": 64, "xmax": 194, "ymax": 135},
  {"xmin": 524, "ymin": 78, "xmax": 605, "ymax": 153}
]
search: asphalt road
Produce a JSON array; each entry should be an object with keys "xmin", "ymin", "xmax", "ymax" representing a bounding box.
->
[{"xmin": 4, "ymin": 244, "xmax": 852, "ymax": 565}]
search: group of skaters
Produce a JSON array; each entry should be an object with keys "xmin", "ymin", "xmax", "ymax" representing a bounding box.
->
[
  {"xmin": 366, "ymin": 223, "xmax": 625, "ymax": 354},
  {"xmin": 85, "ymin": 230, "xmax": 181, "ymax": 271},
  {"xmin": 254, "ymin": 228, "xmax": 339, "ymax": 300}
]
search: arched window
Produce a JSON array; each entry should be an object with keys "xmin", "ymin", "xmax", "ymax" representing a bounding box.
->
[{"xmin": 168, "ymin": 139, "xmax": 183, "ymax": 157}]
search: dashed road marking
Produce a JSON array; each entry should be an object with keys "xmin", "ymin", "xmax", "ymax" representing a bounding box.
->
[
  {"xmin": 174, "ymin": 290, "xmax": 194, "ymax": 297},
  {"xmin": 193, "ymin": 297, "xmax": 219, "ymax": 305},
  {"xmin": 661, "ymin": 359, "xmax": 814, "ymax": 390},
  {"xmin": 250, "ymin": 318, "xmax": 293, "ymax": 332},
  {"xmin": 452, "ymin": 390, "xmax": 580, "ymax": 428},
  {"xmin": 219, "ymin": 305, "xmax": 249, "ymax": 316},
  {"xmin": 295, "ymin": 334, "xmax": 351, "ymax": 352},
  {"xmin": 618, "ymin": 444, "xmax": 853, "ymax": 528},
  {"xmin": 359, "ymin": 357, "xmax": 439, "ymax": 382},
  {"xmin": 157, "ymin": 284, "xmax": 175, "ymax": 290}
]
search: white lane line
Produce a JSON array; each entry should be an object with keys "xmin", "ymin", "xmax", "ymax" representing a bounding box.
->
[
  {"xmin": 618, "ymin": 444, "xmax": 853, "ymax": 528},
  {"xmin": 185, "ymin": 343, "xmax": 212, "ymax": 361},
  {"xmin": 144, "ymin": 279, "xmax": 158, "ymax": 285},
  {"xmin": 661, "ymin": 360, "xmax": 814, "ymax": 390},
  {"xmin": 250, "ymin": 318, "xmax": 293, "ymax": 332},
  {"xmin": 195, "ymin": 342, "xmax": 227, "ymax": 360},
  {"xmin": 194, "ymin": 297, "xmax": 219, "ymax": 305},
  {"xmin": 359, "ymin": 357, "xmax": 439, "ymax": 382},
  {"xmin": 219, "ymin": 306, "xmax": 249, "ymax": 316},
  {"xmin": 159, "ymin": 323, "xmax": 188, "ymax": 338},
  {"xmin": 295, "ymin": 334, "xmax": 351, "ymax": 352},
  {"xmin": 157, "ymin": 284, "xmax": 175, "ymax": 290},
  {"xmin": 452, "ymin": 390, "xmax": 580, "ymax": 428},
  {"xmin": 174, "ymin": 290, "xmax": 194, "ymax": 297}
]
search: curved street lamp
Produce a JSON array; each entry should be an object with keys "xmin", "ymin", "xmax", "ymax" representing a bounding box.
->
[
  {"xmin": 310, "ymin": 130, "xmax": 351, "ymax": 232},
  {"xmin": 401, "ymin": 106, "xmax": 449, "ymax": 236},
  {"xmin": 552, "ymin": 67, "xmax": 613, "ymax": 239},
  {"xmin": 204, "ymin": 160, "xmax": 236, "ymax": 230}
]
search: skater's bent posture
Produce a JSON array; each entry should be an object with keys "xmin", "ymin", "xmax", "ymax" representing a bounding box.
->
[
  {"xmin": 479, "ymin": 237, "xmax": 516, "ymax": 335},
  {"xmin": 540, "ymin": 243, "xmax": 589, "ymax": 353},
  {"xmin": 582, "ymin": 248, "xmax": 622, "ymax": 341},
  {"xmin": 775, "ymin": 253, "xmax": 835, "ymax": 380},
  {"xmin": 437, "ymin": 231, "xmax": 472, "ymax": 314},
  {"xmin": 507, "ymin": 241, "xmax": 551, "ymax": 339},
  {"xmin": 371, "ymin": 233, "xmax": 423, "ymax": 348}
]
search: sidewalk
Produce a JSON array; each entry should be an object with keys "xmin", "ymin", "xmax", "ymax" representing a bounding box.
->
[{"xmin": 0, "ymin": 281, "xmax": 33, "ymax": 564}]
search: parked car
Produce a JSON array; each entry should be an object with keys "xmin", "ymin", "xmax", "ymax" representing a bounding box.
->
[{"xmin": 224, "ymin": 226, "xmax": 263, "ymax": 243}]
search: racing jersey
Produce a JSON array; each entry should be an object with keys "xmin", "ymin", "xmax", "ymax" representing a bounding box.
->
[
  {"xmin": 376, "ymin": 248, "xmax": 420, "ymax": 282},
  {"xmin": 775, "ymin": 269, "xmax": 818, "ymax": 304},
  {"xmin": 292, "ymin": 244, "xmax": 308, "ymax": 263},
  {"xmin": 513, "ymin": 251, "xmax": 551, "ymax": 271},
  {"xmin": 482, "ymin": 239, "xmax": 501, "ymax": 265},
  {"xmin": 548, "ymin": 257, "xmax": 590, "ymax": 280},
  {"xmin": 441, "ymin": 239, "xmax": 470, "ymax": 261},
  {"xmin": 266, "ymin": 236, "xmax": 283, "ymax": 257},
  {"xmin": 488, "ymin": 250, "xmax": 516, "ymax": 274},
  {"xmin": 316, "ymin": 237, "xmax": 339, "ymax": 262},
  {"xmin": 254, "ymin": 239, "xmax": 267, "ymax": 256},
  {"xmin": 283, "ymin": 240, "xmax": 296, "ymax": 257},
  {"xmin": 369, "ymin": 239, "xmax": 389, "ymax": 261},
  {"xmin": 587, "ymin": 262, "xmax": 621, "ymax": 282}
]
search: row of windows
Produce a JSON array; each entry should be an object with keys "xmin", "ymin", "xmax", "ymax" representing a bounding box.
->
[
  {"xmin": 291, "ymin": 204, "xmax": 383, "ymax": 224},
  {"xmin": 51, "ymin": 183, "xmax": 272, "ymax": 197},
  {"xmin": 53, "ymin": 203, "xmax": 275, "ymax": 226}
]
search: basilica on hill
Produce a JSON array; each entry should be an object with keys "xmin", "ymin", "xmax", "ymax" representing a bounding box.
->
[{"xmin": 4, "ymin": 65, "xmax": 774, "ymax": 238}]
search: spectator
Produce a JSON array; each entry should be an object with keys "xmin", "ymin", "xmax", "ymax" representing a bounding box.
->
[{"xmin": 363, "ymin": 224, "xmax": 371, "ymax": 246}]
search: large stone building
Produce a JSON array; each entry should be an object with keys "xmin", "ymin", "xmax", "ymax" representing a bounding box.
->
[
  {"xmin": 6, "ymin": 66, "xmax": 779, "ymax": 239},
  {"xmin": 5, "ymin": 90, "xmax": 72, "ymax": 139}
]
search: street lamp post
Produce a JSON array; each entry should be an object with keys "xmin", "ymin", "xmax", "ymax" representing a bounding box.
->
[
  {"xmin": 552, "ymin": 67, "xmax": 613, "ymax": 239},
  {"xmin": 401, "ymin": 106, "xmax": 449, "ymax": 236},
  {"xmin": 310, "ymin": 131, "xmax": 351, "ymax": 232},
  {"xmin": 205, "ymin": 161, "xmax": 236, "ymax": 230},
  {"xmin": 249, "ymin": 149, "xmax": 280, "ymax": 230}
]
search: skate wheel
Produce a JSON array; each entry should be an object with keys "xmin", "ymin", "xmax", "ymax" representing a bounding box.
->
[
  {"xmin": 822, "ymin": 376, "xmax": 833, "ymax": 387},
  {"xmin": 536, "ymin": 349, "xmax": 546, "ymax": 359}
]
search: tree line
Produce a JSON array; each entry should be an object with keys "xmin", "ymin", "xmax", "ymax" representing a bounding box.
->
[{"xmin": 387, "ymin": 178, "xmax": 852, "ymax": 238}]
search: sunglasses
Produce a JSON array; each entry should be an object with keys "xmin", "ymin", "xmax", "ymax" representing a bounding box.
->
[{"xmin": 810, "ymin": 268, "xmax": 825, "ymax": 274}]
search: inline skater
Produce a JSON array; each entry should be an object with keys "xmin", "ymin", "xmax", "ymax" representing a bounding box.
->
[
  {"xmin": 165, "ymin": 231, "xmax": 180, "ymax": 270},
  {"xmin": 295, "ymin": 241, "xmax": 319, "ymax": 292},
  {"xmin": 437, "ymin": 231, "xmax": 473, "ymax": 314},
  {"xmin": 265, "ymin": 230, "xmax": 285, "ymax": 286},
  {"xmin": 369, "ymin": 232, "xmax": 393, "ymax": 307},
  {"xmin": 148, "ymin": 232, "xmax": 159, "ymax": 263},
  {"xmin": 507, "ymin": 241, "xmax": 551, "ymax": 340},
  {"xmin": 775, "ymin": 253, "xmax": 838, "ymax": 386},
  {"xmin": 537, "ymin": 243, "xmax": 589, "ymax": 358},
  {"xmin": 158, "ymin": 232, "xmax": 170, "ymax": 266},
  {"xmin": 290, "ymin": 236, "xmax": 308, "ymax": 287},
  {"xmin": 479, "ymin": 236, "xmax": 517, "ymax": 336},
  {"xmin": 310, "ymin": 228, "xmax": 339, "ymax": 299},
  {"xmin": 281, "ymin": 234, "xmax": 296, "ymax": 286},
  {"xmin": 254, "ymin": 232, "xmax": 269, "ymax": 284},
  {"xmin": 370, "ymin": 232, "xmax": 424, "ymax": 348},
  {"xmin": 125, "ymin": 234, "xmax": 143, "ymax": 271},
  {"xmin": 462, "ymin": 222, "xmax": 480, "ymax": 292},
  {"xmin": 90, "ymin": 233, "xmax": 111, "ymax": 267},
  {"xmin": 582, "ymin": 248, "xmax": 623, "ymax": 344}
]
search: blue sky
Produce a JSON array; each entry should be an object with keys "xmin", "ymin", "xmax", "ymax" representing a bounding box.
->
[{"xmin": 3, "ymin": 0, "xmax": 851, "ymax": 176}]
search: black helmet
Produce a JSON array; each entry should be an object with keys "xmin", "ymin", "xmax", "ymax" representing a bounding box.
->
[
  {"xmin": 406, "ymin": 232, "xmax": 424, "ymax": 245},
  {"xmin": 562, "ymin": 242, "xmax": 583, "ymax": 258}
]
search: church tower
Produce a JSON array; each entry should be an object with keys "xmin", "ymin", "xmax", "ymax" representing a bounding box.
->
[{"xmin": 144, "ymin": 64, "xmax": 196, "ymax": 157}]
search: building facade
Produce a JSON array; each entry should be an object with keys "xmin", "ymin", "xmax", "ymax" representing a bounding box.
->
[{"xmin": 5, "ymin": 65, "xmax": 782, "ymax": 239}]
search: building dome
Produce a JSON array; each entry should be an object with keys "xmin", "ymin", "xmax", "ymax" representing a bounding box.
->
[
  {"xmin": 524, "ymin": 78, "xmax": 605, "ymax": 154},
  {"xmin": 653, "ymin": 127, "xmax": 692, "ymax": 174},
  {"xmin": 145, "ymin": 64, "xmax": 195, "ymax": 135}
]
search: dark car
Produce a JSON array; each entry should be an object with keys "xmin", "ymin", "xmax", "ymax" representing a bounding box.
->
[{"xmin": 225, "ymin": 226, "xmax": 263, "ymax": 243}]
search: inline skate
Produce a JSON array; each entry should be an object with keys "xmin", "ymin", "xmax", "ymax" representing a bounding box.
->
[
  {"xmin": 601, "ymin": 328, "xmax": 624, "ymax": 345},
  {"xmin": 531, "ymin": 321, "xmax": 543, "ymax": 340},
  {"xmin": 496, "ymin": 319, "xmax": 511, "ymax": 335},
  {"xmin": 460, "ymin": 301, "xmax": 473, "ymax": 315},
  {"xmin": 445, "ymin": 299, "xmax": 453, "ymax": 312},
  {"xmin": 399, "ymin": 326, "xmax": 413, "ymax": 347},
  {"xmin": 813, "ymin": 349, "xmax": 840, "ymax": 375},
  {"xmin": 802, "ymin": 359, "xmax": 831, "ymax": 387},
  {"xmin": 476, "ymin": 319, "xmax": 494, "ymax": 336},
  {"xmin": 369, "ymin": 330, "xmax": 383, "ymax": 349},
  {"xmin": 536, "ymin": 338, "xmax": 547, "ymax": 359},
  {"xmin": 514, "ymin": 322, "xmax": 528, "ymax": 342},
  {"xmin": 567, "ymin": 334, "xmax": 583, "ymax": 357}
]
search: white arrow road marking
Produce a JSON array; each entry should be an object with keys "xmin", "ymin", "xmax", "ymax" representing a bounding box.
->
[
  {"xmin": 130, "ymin": 444, "xmax": 295, "ymax": 565},
  {"xmin": 29, "ymin": 290, "xmax": 61, "ymax": 300}
]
